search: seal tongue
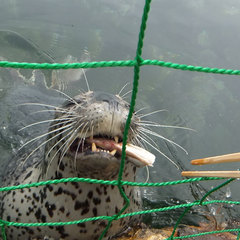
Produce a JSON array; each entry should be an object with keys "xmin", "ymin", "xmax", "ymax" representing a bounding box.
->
[{"xmin": 88, "ymin": 138, "xmax": 155, "ymax": 167}]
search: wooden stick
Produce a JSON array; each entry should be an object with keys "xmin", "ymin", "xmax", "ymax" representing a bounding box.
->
[
  {"xmin": 182, "ymin": 171, "xmax": 240, "ymax": 178},
  {"xmin": 191, "ymin": 152, "xmax": 240, "ymax": 165}
]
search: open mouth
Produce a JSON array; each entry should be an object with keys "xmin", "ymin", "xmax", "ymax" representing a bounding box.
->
[
  {"xmin": 69, "ymin": 135, "xmax": 155, "ymax": 167},
  {"xmin": 70, "ymin": 135, "xmax": 121, "ymax": 156}
]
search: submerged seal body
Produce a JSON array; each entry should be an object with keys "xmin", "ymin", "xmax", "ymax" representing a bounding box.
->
[{"xmin": 0, "ymin": 91, "xmax": 155, "ymax": 240}]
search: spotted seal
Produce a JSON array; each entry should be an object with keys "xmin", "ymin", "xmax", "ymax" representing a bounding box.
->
[{"xmin": 0, "ymin": 90, "xmax": 155, "ymax": 240}]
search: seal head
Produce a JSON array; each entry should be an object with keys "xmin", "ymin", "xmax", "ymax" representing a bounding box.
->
[{"xmin": 1, "ymin": 90, "xmax": 155, "ymax": 240}]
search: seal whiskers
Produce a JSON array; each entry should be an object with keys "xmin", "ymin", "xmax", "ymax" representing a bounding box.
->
[{"xmin": 1, "ymin": 90, "xmax": 186, "ymax": 240}]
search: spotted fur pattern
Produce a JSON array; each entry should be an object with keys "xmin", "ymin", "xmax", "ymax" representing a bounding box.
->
[
  {"xmin": 0, "ymin": 92, "xmax": 142, "ymax": 240},
  {"xmin": 1, "ymin": 160, "xmax": 140, "ymax": 240}
]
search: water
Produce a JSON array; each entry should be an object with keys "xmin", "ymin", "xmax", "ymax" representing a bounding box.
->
[{"xmin": 1, "ymin": 0, "xmax": 240, "ymax": 228}]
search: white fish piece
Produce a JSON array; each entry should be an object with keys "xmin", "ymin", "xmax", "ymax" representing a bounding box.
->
[
  {"xmin": 88, "ymin": 138, "xmax": 155, "ymax": 167},
  {"xmin": 124, "ymin": 143, "xmax": 155, "ymax": 167}
]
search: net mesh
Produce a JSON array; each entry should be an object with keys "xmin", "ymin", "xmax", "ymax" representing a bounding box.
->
[{"xmin": 0, "ymin": 0, "xmax": 240, "ymax": 239}]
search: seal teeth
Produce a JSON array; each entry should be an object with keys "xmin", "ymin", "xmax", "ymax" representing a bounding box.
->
[
  {"xmin": 92, "ymin": 142, "xmax": 97, "ymax": 152},
  {"xmin": 114, "ymin": 136, "xmax": 119, "ymax": 143},
  {"xmin": 110, "ymin": 149, "xmax": 117, "ymax": 156}
]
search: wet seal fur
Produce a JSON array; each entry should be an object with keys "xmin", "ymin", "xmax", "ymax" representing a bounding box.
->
[{"xmin": 0, "ymin": 91, "xmax": 146, "ymax": 240}]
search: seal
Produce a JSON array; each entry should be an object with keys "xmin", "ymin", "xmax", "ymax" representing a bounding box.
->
[{"xmin": 0, "ymin": 90, "xmax": 155, "ymax": 240}]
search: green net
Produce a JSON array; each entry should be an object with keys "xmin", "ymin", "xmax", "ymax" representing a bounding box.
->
[{"xmin": 1, "ymin": 0, "xmax": 240, "ymax": 239}]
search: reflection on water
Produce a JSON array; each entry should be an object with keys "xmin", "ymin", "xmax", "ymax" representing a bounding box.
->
[{"xmin": 1, "ymin": 0, "xmax": 240, "ymax": 228}]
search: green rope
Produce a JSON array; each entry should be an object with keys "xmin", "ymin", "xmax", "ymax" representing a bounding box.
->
[
  {"xmin": 200, "ymin": 178, "xmax": 235, "ymax": 204},
  {"xmin": 1, "ymin": 199, "xmax": 239, "ymax": 228},
  {"xmin": 0, "ymin": 0, "xmax": 240, "ymax": 239},
  {"xmin": 99, "ymin": 1, "xmax": 152, "ymax": 239},
  {"xmin": 119, "ymin": 200, "xmax": 240, "ymax": 218},
  {"xmin": 0, "ymin": 221, "xmax": 6, "ymax": 240},
  {"xmin": 169, "ymin": 206, "xmax": 192, "ymax": 240},
  {"xmin": 237, "ymin": 230, "xmax": 240, "ymax": 240},
  {"xmin": 167, "ymin": 178, "xmax": 236, "ymax": 239},
  {"xmin": 170, "ymin": 228, "xmax": 240, "ymax": 239},
  {"xmin": 1, "ymin": 59, "xmax": 240, "ymax": 76},
  {"xmin": 0, "ymin": 177, "xmax": 227, "ymax": 192}
]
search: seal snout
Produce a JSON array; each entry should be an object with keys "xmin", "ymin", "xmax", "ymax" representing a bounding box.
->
[{"xmin": 62, "ymin": 91, "xmax": 155, "ymax": 167}]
